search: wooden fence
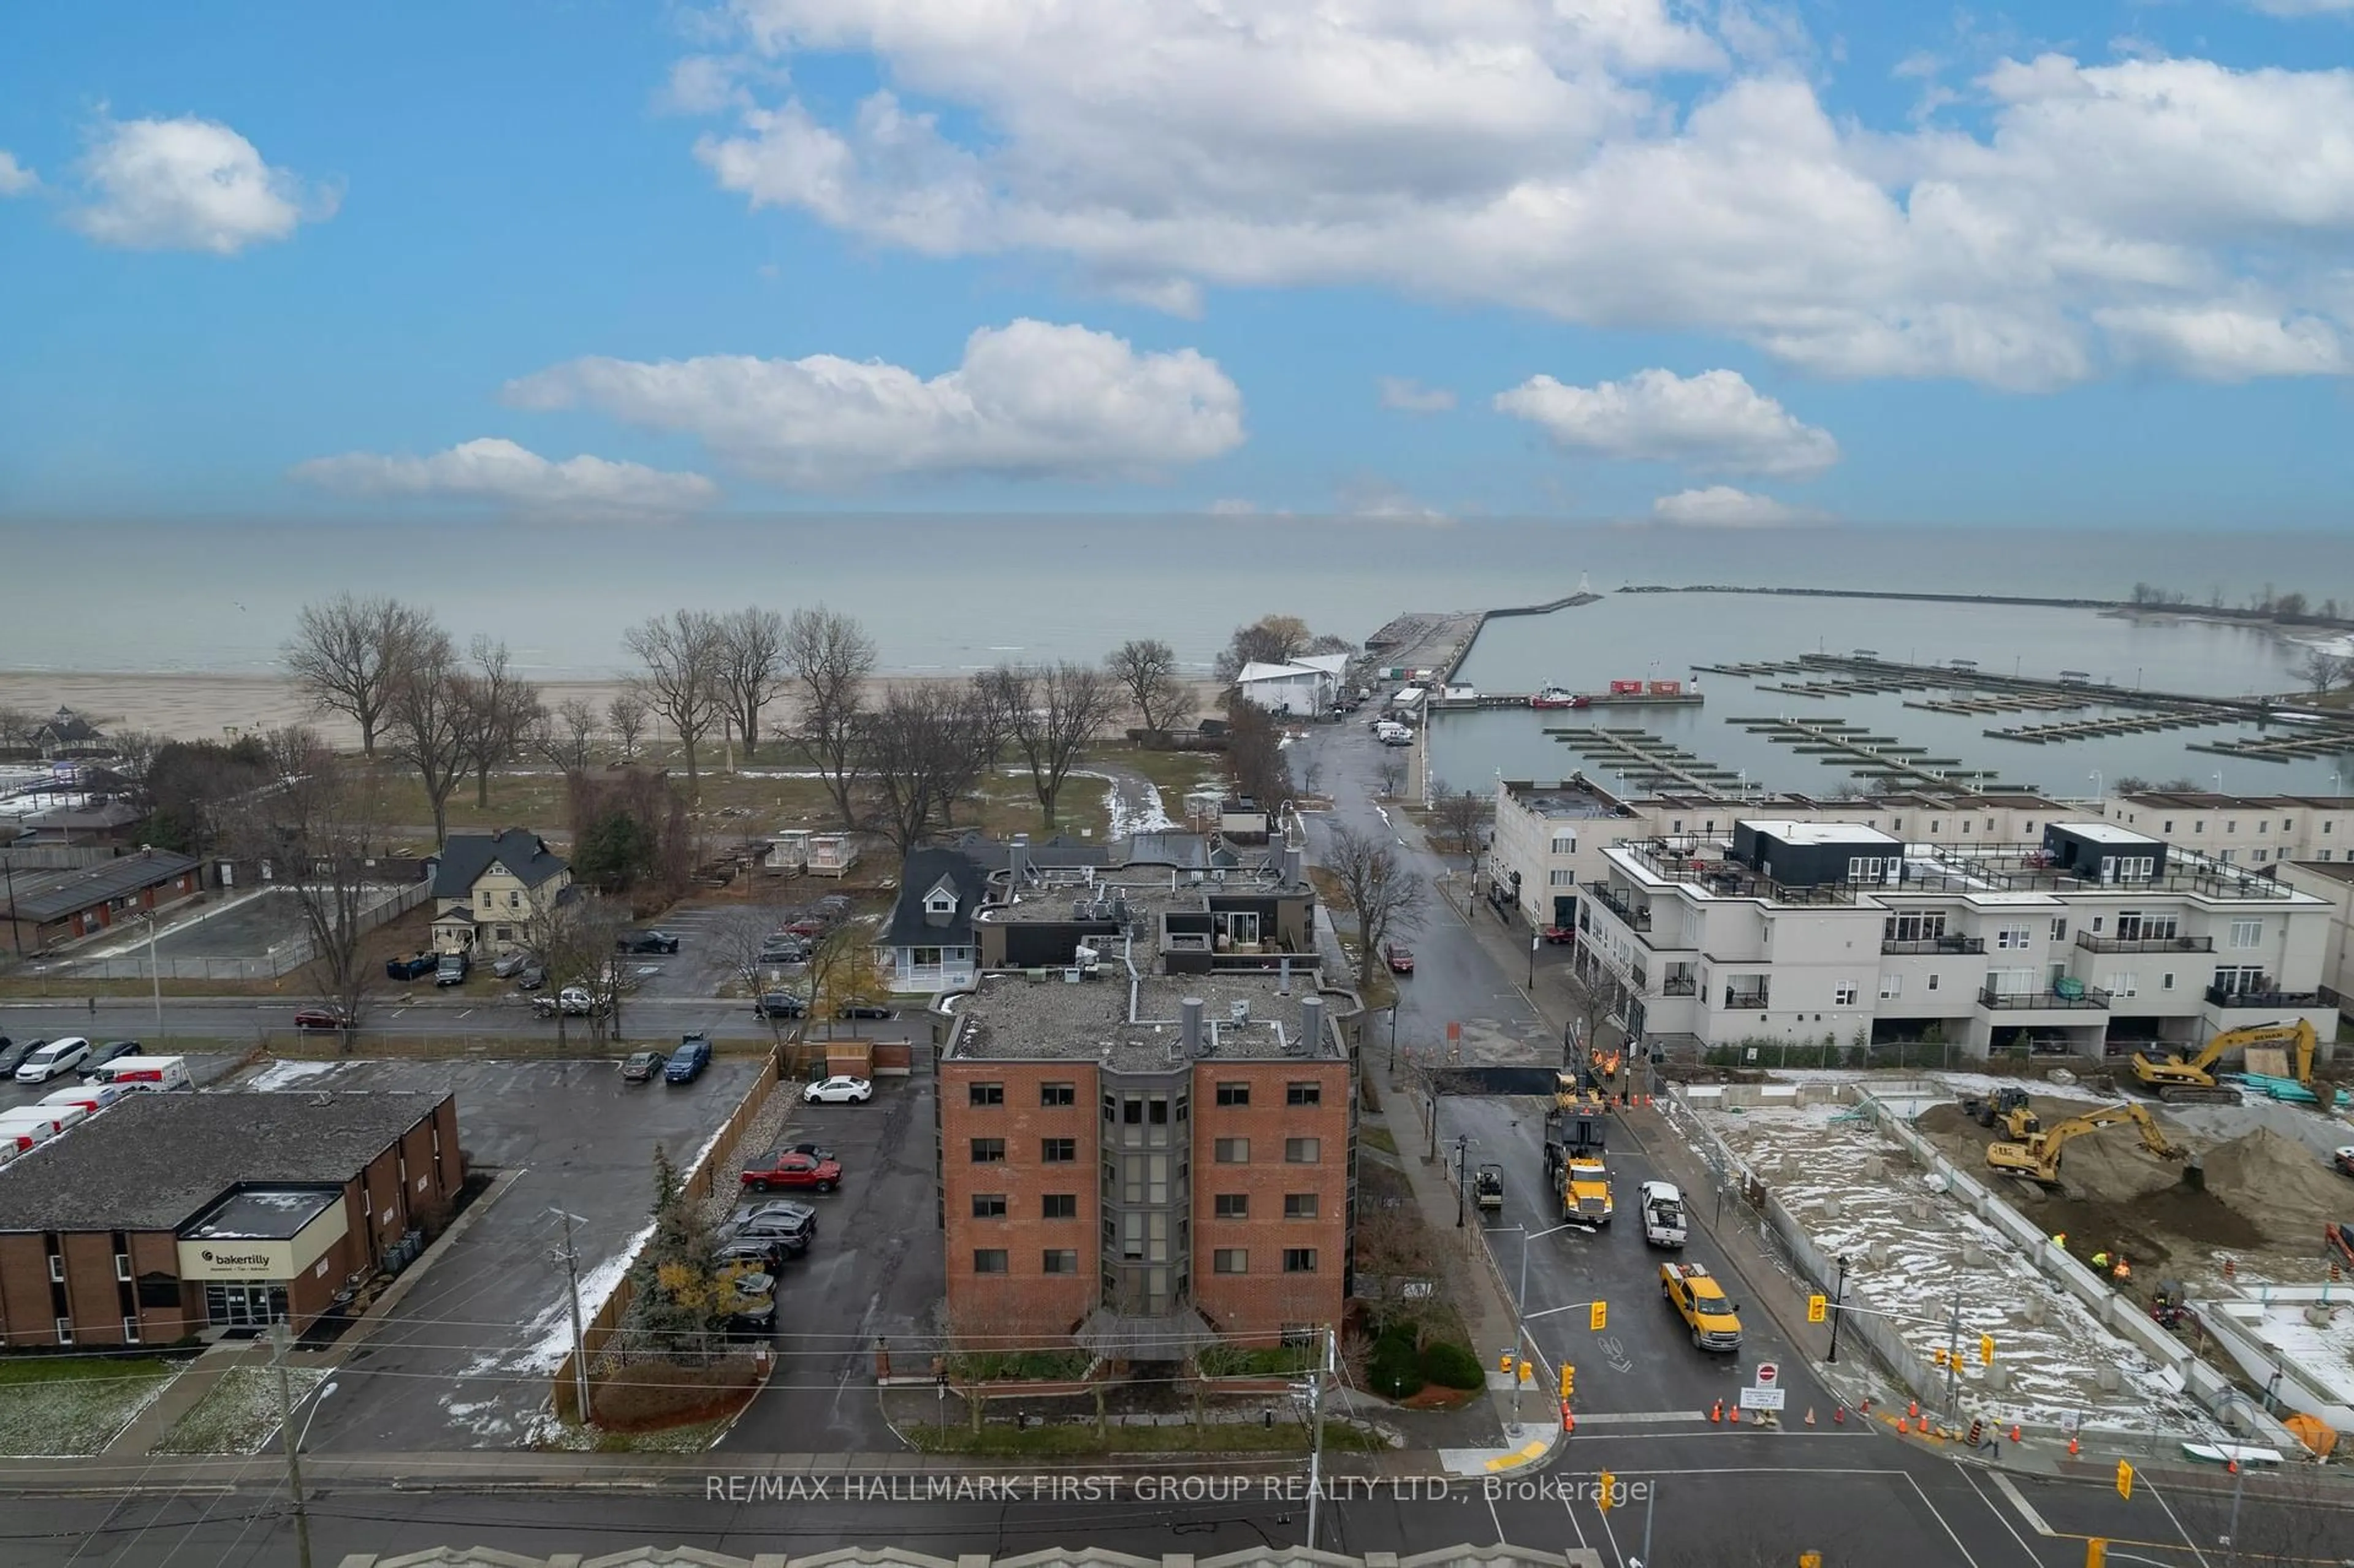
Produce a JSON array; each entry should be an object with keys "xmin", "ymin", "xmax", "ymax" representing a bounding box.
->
[{"xmin": 550, "ymin": 1054, "xmax": 784, "ymax": 1421}]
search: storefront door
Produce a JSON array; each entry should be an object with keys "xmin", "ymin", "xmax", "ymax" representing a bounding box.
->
[{"xmin": 204, "ymin": 1280, "xmax": 289, "ymax": 1328}]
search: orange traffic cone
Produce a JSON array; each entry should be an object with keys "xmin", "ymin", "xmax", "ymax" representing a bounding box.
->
[
  {"xmin": 1859, "ymin": 1397, "xmax": 1873, "ymax": 1415},
  {"xmin": 1711, "ymin": 1399, "xmax": 1723, "ymax": 1423},
  {"xmin": 1896, "ymin": 1416, "xmax": 1910, "ymax": 1434},
  {"xmin": 2226, "ymin": 1459, "xmax": 2239, "ymax": 1475},
  {"xmin": 2010, "ymin": 1425, "xmax": 2022, "ymax": 1444},
  {"xmin": 1834, "ymin": 1405, "xmax": 1846, "ymax": 1424},
  {"xmin": 1908, "ymin": 1399, "xmax": 1920, "ymax": 1420},
  {"xmin": 1805, "ymin": 1407, "xmax": 1817, "ymax": 1426},
  {"xmin": 2068, "ymin": 1436, "xmax": 2079, "ymax": 1456}
]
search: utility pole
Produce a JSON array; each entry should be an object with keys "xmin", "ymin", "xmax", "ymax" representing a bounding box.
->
[
  {"xmin": 270, "ymin": 1323, "xmax": 313, "ymax": 1568},
  {"xmin": 1303, "ymin": 1326, "xmax": 1333, "ymax": 1549},
  {"xmin": 1944, "ymin": 1288, "xmax": 1964, "ymax": 1410},
  {"xmin": 2, "ymin": 853, "xmax": 21, "ymax": 956},
  {"xmin": 551, "ymin": 1209, "xmax": 592, "ymax": 1424},
  {"xmin": 142, "ymin": 911, "xmax": 164, "ymax": 1041},
  {"xmin": 1828, "ymin": 1254, "xmax": 1849, "ymax": 1364}
]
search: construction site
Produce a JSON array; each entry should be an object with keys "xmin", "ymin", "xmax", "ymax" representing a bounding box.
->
[{"xmin": 1673, "ymin": 1067, "xmax": 2354, "ymax": 1449}]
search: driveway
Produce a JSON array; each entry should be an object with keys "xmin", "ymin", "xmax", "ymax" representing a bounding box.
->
[
  {"xmin": 282, "ymin": 1054, "xmax": 762, "ymax": 1450},
  {"xmin": 720, "ymin": 1061, "xmax": 943, "ymax": 1453}
]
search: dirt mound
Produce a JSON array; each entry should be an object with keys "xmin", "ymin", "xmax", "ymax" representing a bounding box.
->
[
  {"xmin": 1917, "ymin": 1103, "xmax": 1979, "ymax": 1141},
  {"xmin": 2050, "ymin": 1126, "xmax": 2185, "ymax": 1200},
  {"xmin": 2019, "ymin": 1184, "xmax": 2269, "ymax": 1269},
  {"xmin": 2199, "ymin": 1126, "xmax": 2353, "ymax": 1245}
]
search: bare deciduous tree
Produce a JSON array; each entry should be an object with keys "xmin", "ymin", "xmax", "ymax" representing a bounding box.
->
[
  {"xmin": 991, "ymin": 661, "xmax": 1119, "ymax": 829},
  {"xmin": 606, "ymin": 692, "xmax": 649, "ymax": 759},
  {"xmin": 1322, "ymin": 820, "xmax": 1428, "ymax": 988},
  {"xmin": 1213, "ymin": 614, "xmax": 1313, "ymax": 683},
  {"xmin": 239, "ymin": 728, "xmax": 379, "ymax": 1049},
  {"xmin": 623, "ymin": 609, "xmax": 726, "ymax": 793},
  {"xmin": 863, "ymin": 683, "xmax": 993, "ymax": 854},
  {"xmin": 0, "ymin": 705, "xmax": 35, "ymax": 755},
  {"xmin": 715, "ymin": 606, "xmax": 789, "ymax": 759},
  {"xmin": 1377, "ymin": 755, "xmax": 1406, "ymax": 799},
  {"xmin": 783, "ymin": 606, "xmax": 876, "ymax": 829},
  {"xmin": 1106, "ymin": 638, "xmax": 1197, "ymax": 737},
  {"xmin": 525, "ymin": 889, "xmax": 625, "ymax": 1052},
  {"xmin": 535, "ymin": 698, "xmax": 601, "ymax": 777},
  {"xmin": 384, "ymin": 625, "xmax": 468, "ymax": 846},
  {"xmin": 453, "ymin": 636, "xmax": 543, "ymax": 811},
  {"xmin": 2299, "ymin": 647, "xmax": 2349, "ymax": 696},
  {"xmin": 105, "ymin": 729, "xmax": 169, "ymax": 782},
  {"xmin": 1428, "ymin": 782, "xmax": 1492, "ymax": 859},
  {"xmin": 283, "ymin": 594, "xmax": 436, "ymax": 757}
]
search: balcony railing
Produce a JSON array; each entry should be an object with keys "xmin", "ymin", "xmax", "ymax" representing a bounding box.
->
[
  {"xmin": 1881, "ymin": 935, "xmax": 1986, "ymax": 956},
  {"xmin": 2076, "ymin": 932, "xmax": 2214, "ymax": 954},
  {"xmin": 1661, "ymin": 975, "xmax": 1697, "ymax": 997},
  {"xmin": 1978, "ymin": 984, "xmax": 2111, "ymax": 1011},
  {"xmin": 1585, "ymin": 882, "xmax": 1651, "ymax": 932},
  {"xmin": 2205, "ymin": 984, "xmax": 2321, "ymax": 1010},
  {"xmin": 1722, "ymin": 989, "xmax": 1770, "ymax": 1011}
]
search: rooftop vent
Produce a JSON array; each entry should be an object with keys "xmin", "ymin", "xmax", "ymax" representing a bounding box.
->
[
  {"xmin": 1229, "ymin": 999, "xmax": 1251, "ymax": 1024},
  {"xmin": 1299, "ymin": 994, "xmax": 1326, "ymax": 1054},
  {"xmin": 1180, "ymin": 997, "xmax": 1205, "ymax": 1057}
]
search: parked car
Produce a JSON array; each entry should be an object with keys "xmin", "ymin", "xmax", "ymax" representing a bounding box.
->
[
  {"xmin": 733, "ymin": 1198, "xmax": 818, "ymax": 1252},
  {"xmin": 1384, "ymin": 943, "xmax": 1415, "ymax": 975},
  {"xmin": 14, "ymin": 1037, "xmax": 91, "ymax": 1083},
  {"xmin": 758, "ymin": 937, "xmax": 809, "ymax": 965},
  {"xmin": 0, "ymin": 1039, "xmax": 42, "ymax": 1076},
  {"xmin": 491, "ymin": 951, "xmax": 535, "ymax": 979},
  {"xmin": 2334, "ymin": 1144, "xmax": 2354, "ymax": 1179},
  {"xmin": 619, "ymin": 1049, "xmax": 666, "ymax": 1083},
  {"xmin": 739, "ymin": 1150, "xmax": 843, "ymax": 1192},
  {"xmin": 782, "ymin": 1141, "xmax": 836, "ymax": 1165},
  {"xmin": 434, "ymin": 951, "xmax": 470, "ymax": 986},
  {"xmin": 77, "ymin": 1041, "xmax": 142, "ymax": 1077},
  {"xmin": 812, "ymin": 894, "xmax": 852, "ymax": 920},
  {"xmin": 384, "ymin": 953, "xmax": 438, "ymax": 981},
  {"xmin": 1542, "ymin": 924, "xmax": 1576, "ymax": 945},
  {"xmin": 721, "ymin": 1279, "xmax": 777, "ymax": 1339},
  {"xmin": 834, "ymin": 1002, "xmax": 893, "ymax": 1021},
  {"xmin": 804, "ymin": 1075, "xmax": 874, "ymax": 1105},
  {"xmin": 617, "ymin": 930, "xmax": 680, "ymax": 954},
  {"xmin": 753, "ymin": 991, "xmax": 806, "ymax": 1020},
  {"xmin": 718, "ymin": 1236, "xmax": 793, "ymax": 1272},
  {"xmin": 293, "ymin": 1007, "xmax": 351, "ymax": 1032},
  {"xmin": 533, "ymin": 986, "xmax": 604, "ymax": 1018},
  {"xmin": 779, "ymin": 916, "xmax": 827, "ymax": 938},
  {"xmin": 514, "ymin": 963, "xmax": 547, "ymax": 991},
  {"xmin": 664, "ymin": 1035, "xmax": 713, "ymax": 1084}
]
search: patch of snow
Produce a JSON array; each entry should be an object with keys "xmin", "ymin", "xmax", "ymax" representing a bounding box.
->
[
  {"xmin": 1076, "ymin": 769, "xmax": 1175, "ymax": 839},
  {"xmin": 243, "ymin": 1060, "xmax": 340, "ymax": 1092},
  {"xmin": 519, "ymin": 1218, "xmax": 656, "ymax": 1374}
]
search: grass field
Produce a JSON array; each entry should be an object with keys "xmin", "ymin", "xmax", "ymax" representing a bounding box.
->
[{"xmin": 0, "ymin": 1355, "xmax": 183, "ymax": 1456}]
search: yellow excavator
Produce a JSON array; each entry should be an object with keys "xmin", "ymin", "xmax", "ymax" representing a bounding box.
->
[
  {"xmin": 1987, "ymin": 1103, "xmax": 2184, "ymax": 1185},
  {"xmin": 2130, "ymin": 1020, "xmax": 2317, "ymax": 1104}
]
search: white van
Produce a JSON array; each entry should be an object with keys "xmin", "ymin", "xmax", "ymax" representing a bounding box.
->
[
  {"xmin": 0, "ymin": 1105, "xmax": 83, "ymax": 1146},
  {"xmin": 41, "ymin": 1081, "xmax": 126, "ymax": 1113},
  {"xmin": 13, "ymin": 1037, "xmax": 91, "ymax": 1083},
  {"xmin": 95, "ymin": 1054, "xmax": 190, "ymax": 1092}
]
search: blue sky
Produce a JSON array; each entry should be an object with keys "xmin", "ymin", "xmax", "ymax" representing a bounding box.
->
[{"xmin": 3, "ymin": 1, "xmax": 2353, "ymax": 528}]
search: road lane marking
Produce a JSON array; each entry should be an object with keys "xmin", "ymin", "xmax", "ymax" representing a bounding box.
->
[
  {"xmin": 1569, "ymin": 1411, "xmax": 1710, "ymax": 1426},
  {"xmin": 1957, "ymin": 1465, "xmax": 2059, "ymax": 1565},
  {"xmin": 1987, "ymin": 1471, "xmax": 2053, "ymax": 1536},
  {"xmin": 1903, "ymin": 1469, "xmax": 1987, "ymax": 1568},
  {"xmin": 2138, "ymin": 1472, "xmax": 2213, "ymax": 1568}
]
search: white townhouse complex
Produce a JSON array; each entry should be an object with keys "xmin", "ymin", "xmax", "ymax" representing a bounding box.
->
[
  {"xmin": 2096, "ymin": 791, "xmax": 2354, "ymax": 869},
  {"xmin": 1573, "ymin": 817, "xmax": 2337, "ymax": 1060}
]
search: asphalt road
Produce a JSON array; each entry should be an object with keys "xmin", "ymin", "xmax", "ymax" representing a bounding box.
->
[{"xmin": 0, "ymin": 993, "xmax": 907, "ymax": 1049}]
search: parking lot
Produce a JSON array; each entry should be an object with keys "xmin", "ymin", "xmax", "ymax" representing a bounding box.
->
[
  {"xmin": 0, "ymin": 1047, "xmax": 244, "ymax": 1113},
  {"xmin": 273, "ymin": 1053, "xmax": 764, "ymax": 1452},
  {"xmin": 720, "ymin": 1064, "xmax": 943, "ymax": 1453}
]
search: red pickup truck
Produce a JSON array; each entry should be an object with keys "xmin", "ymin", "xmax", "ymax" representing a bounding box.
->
[{"xmin": 740, "ymin": 1151, "xmax": 842, "ymax": 1193}]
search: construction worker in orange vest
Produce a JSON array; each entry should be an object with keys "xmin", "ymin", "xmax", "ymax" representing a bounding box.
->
[{"xmin": 2112, "ymin": 1255, "xmax": 2132, "ymax": 1283}]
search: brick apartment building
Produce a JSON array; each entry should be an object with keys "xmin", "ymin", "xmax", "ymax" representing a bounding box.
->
[
  {"xmin": 0, "ymin": 1090, "xmax": 461, "ymax": 1347},
  {"xmin": 934, "ymin": 858, "xmax": 1354, "ymax": 1357}
]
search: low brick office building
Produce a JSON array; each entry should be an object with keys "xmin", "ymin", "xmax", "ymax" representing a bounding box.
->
[
  {"xmin": 0, "ymin": 1090, "xmax": 460, "ymax": 1348},
  {"xmin": 937, "ymin": 866, "xmax": 1354, "ymax": 1357}
]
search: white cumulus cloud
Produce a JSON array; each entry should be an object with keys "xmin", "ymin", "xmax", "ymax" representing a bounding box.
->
[
  {"xmin": 2094, "ymin": 304, "xmax": 2349, "ymax": 381},
  {"xmin": 1649, "ymin": 485, "xmax": 1813, "ymax": 526},
  {"xmin": 68, "ymin": 115, "xmax": 333, "ymax": 254},
  {"xmin": 503, "ymin": 319, "xmax": 1245, "ymax": 487},
  {"xmin": 289, "ymin": 438, "xmax": 718, "ymax": 515},
  {"xmin": 0, "ymin": 151, "xmax": 37, "ymax": 196},
  {"xmin": 1378, "ymin": 377, "xmax": 1457, "ymax": 413},
  {"xmin": 1495, "ymin": 368, "xmax": 1838, "ymax": 477},
  {"xmin": 685, "ymin": 6, "xmax": 2354, "ymax": 387}
]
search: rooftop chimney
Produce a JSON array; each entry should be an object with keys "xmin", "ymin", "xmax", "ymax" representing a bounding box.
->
[
  {"xmin": 1300, "ymin": 993, "xmax": 1327, "ymax": 1053},
  {"xmin": 1009, "ymin": 839, "xmax": 1029, "ymax": 886},
  {"xmin": 1180, "ymin": 997, "xmax": 1205, "ymax": 1057},
  {"xmin": 1278, "ymin": 956, "xmax": 1292, "ymax": 995}
]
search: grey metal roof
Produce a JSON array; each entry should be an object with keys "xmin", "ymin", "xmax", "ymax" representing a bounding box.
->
[
  {"xmin": 880, "ymin": 847, "xmax": 989, "ymax": 950},
  {"xmin": 430, "ymin": 829, "xmax": 567, "ymax": 899},
  {"xmin": 0, "ymin": 848, "xmax": 200, "ymax": 923},
  {"xmin": 0, "ymin": 1089, "xmax": 449, "ymax": 1233},
  {"xmin": 19, "ymin": 801, "xmax": 146, "ymax": 833}
]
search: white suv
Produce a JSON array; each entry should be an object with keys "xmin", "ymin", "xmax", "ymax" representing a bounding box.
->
[{"xmin": 15, "ymin": 1037, "xmax": 92, "ymax": 1083}]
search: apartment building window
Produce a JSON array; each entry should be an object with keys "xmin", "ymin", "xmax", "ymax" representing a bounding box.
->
[
  {"xmin": 1551, "ymin": 834, "xmax": 1577, "ymax": 854},
  {"xmin": 1286, "ymin": 1081, "xmax": 1320, "ymax": 1106},
  {"xmin": 2227, "ymin": 820, "xmax": 2238, "ymax": 833},
  {"xmin": 2162, "ymin": 972, "xmax": 2176, "ymax": 991},
  {"xmin": 2195, "ymin": 821, "xmax": 2205, "ymax": 834},
  {"xmin": 971, "ymin": 1193, "xmax": 1008, "ymax": 1219},
  {"xmin": 122, "ymin": 1316, "xmax": 141, "ymax": 1345},
  {"xmin": 1214, "ymin": 1249, "xmax": 1249, "ymax": 1274},
  {"xmin": 1041, "ymin": 1137, "xmax": 1076, "ymax": 1163},
  {"xmin": 48, "ymin": 1255, "xmax": 63, "ymax": 1284},
  {"xmin": 2320, "ymin": 849, "xmax": 2336, "ymax": 861},
  {"xmin": 55, "ymin": 1319, "xmax": 72, "ymax": 1347},
  {"xmin": 2281, "ymin": 819, "xmax": 2295, "ymax": 832},
  {"xmin": 969, "ymin": 1081, "xmax": 1004, "ymax": 1106},
  {"xmin": 972, "ymin": 1249, "xmax": 1008, "ymax": 1275},
  {"xmin": 2253, "ymin": 849, "xmax": 2269, "ymax": 864},
  {"xmin": 2229, "ymin": 919, "xmax": 2263, "ymax": 949},
  {"xmin": 1550, "ymin": 869, "xmax": 1575, "ymax": 886},
  {"xmin": 1040, "ymin": 1081, "xmax": 1075, "ymax": 1106},
  {"xmin": 1879, "ymin": 974, "xmax": 1902, "ymax": 1000},
  {"xmin": 1284, "ymin": 1193, "xmax": 1320, "ymax": 1220},
  {"xmin": 1834, "ymin": 984, "xmax": 1858, "ymax": 1006},
  {"xmin": 114, "ymin": 1253, "xmax": 131, "ymax": 1284},
  {"xmin": 1995, "ymin": 926, "xmax": 2034, "ymax": 950},
  {"xmin": 2326, "ymin": 821, "xmax": 2337, "ymax": 835},
  {"xmin": 2049, "ymin": 918, "xmax": 2067, "ymax": 942},
  {"xmin": 1927, "ymin": 973, "xmax": 1939, "ymax": 991},
  {"xmin": 2215, "ymin": 965, "xmax": 2264, "ymax": 995},
  {"xmin": 2103, "ymin": 973, "xmax": 2138, "ymax": 998},
  {"xmin": 1987, "ymin": 968, "xmax": 2036, "ymax": 995},
  {"xmin": 970, "ymin": 1138, "xmax": 1006, "ymax": 1163},
  {"xmin": 1216, "ymin": 1082, "xmax": 1251, "ymax": 1107},
  {"xmin": 2164, "ymin": 820, "xmax": 2176, "ymax": 833},
  {"xmin": 2116, "ymin": 911, "xmax": 2179, "ymax": 942},
  {"xmin": 1282, "ymin": 1249, "xmax": 1319, "ymax": 1274},
  {"xmin": 1285, "ymin": 1137, "xmax": 1320, "ymax": 1164},
  {"xmin": 1884, "ymin": 913, "xmax": 1946, "ymax": 943},
  {"xmin": 1042, "ymin": 1193, "xmax": 1078, "ymax": 1219},
  {"xmin": 1215, "ymin": 1138, "xmax": 1249, "ymax": 1163},
  {"xmin": 2220, "ymin": 850, "xmax": 2236, "ymax": 864},
  {"xmin": 1042, "ymin": 1249, "xmax": 1078, "ymax": 1275},
  {"xmin": 1214, "ymin": 1193, "xmax": 1249, "ymax": 1219}
]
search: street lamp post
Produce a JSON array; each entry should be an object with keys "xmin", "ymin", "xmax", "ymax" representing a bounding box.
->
[
  {"xmin": 1388, "ymin": 1004, "xmax": 1398, "ymax": 1078},
  {"xmin": 1827, "ymin": 1254, "xmax": 1850, "ymax": 1364},
  {"xmin": 1, "ymin": 853, "xmax": 20, "ymax": 956},
  {"xmin": 1453, "ymin": 1135, "xmax": 1472, "ymax": 1228},
  {"xmin": 1527, "ymin": 932, "xmax": 1537, "ymax": 989}
]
